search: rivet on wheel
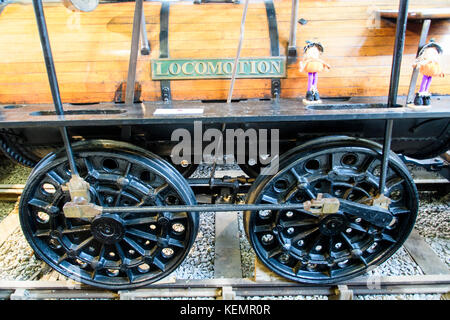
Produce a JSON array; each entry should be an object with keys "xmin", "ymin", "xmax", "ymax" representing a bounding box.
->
[
  {"xmin": 149, "ymin": 224, "xmax": 156, "ymax": 230},
  {"xmin": 287, "ymin": 227, "xmax": 295, "ymax": 235},
  {"xmin": 335, "ymin": 242, "xmax": 342, "ymax": 249},
  {"xmin": 105, "ymin": 196, "xmax": 114, "ymax": 204},
  {"xmin": 315, "ymin": 245, "xmax": 322, "ymax": 251},
  {"xmin": 279, "ymin": 253, "xmax": 290, "ymax": 264},
  {"xmin": 172, "ymin": 223, "xmax": 185, "ymax": 233},
  {"xmin": 259, "ymin": 210, "xmax": 271, "ymax": 219},
  {"xmin": 337, "ymin": 260, "xmax": 348, "ymax": 268},
  {"xmin": 307, "ymin": 263, "xmax": 317, "ymax": 270},
  {"xmin": 261, "ymin": 234, "xmax": 274, "ymax": 244},
  {"xmin": 162, "ymin": 247, "xmax": 174, "ymax": 258},
  {"xmin": 368, "ymin": 242, "xmax": 378, "ymax": 253},
  {"xmin": 355, "ymin": 218, "xmax": 362, "ymax": 223},
  {"xmin": 297, "ymin": 240, "xmax": 304, "ymax": 247},
  {"xmin": 285, "ymin": 211, "xmax": 294, "ymax": 218},
  {"xmin": 346, "ymin": 228, "xmax": 352, "ymax": 233}
]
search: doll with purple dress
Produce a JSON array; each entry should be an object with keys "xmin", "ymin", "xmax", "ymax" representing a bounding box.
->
[
  {"xmin": 412, "ymin": 39, "xmax": 444, "ymax": 106},
  {"xmin": 299, "ymin": 41, "xmax": 331, "ymax": 103}
]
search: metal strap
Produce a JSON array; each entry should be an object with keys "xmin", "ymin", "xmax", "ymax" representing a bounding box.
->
[
  {"xmin": 159, "ymin": 2, "xmax": 171, "ymax": 103},
  {"xmin": 265, "ymin": 0, "xmax": 281, "ymax": 98}
]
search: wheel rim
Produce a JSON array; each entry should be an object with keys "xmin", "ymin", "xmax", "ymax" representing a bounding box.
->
[
  {"xmin": 19, "ymin": 143, "xmax": 198, "ymax": 289},
  {"xmin": 245, "ymin": 141, "xmax": 418, "ymax": 283}
]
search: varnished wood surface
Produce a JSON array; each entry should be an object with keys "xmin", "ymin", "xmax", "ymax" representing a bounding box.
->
[{"xmin": 0, "ymin": 0, "xmax": 449, "ymax": 104}]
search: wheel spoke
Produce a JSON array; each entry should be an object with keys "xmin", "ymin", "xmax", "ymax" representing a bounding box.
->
[
  {"xmin": 152, "ymin": 256, "xmax": 167, "ymax": 272},
  {"xmin": 123, "ymin": 236, "xmax": 147, "ymax": 256},
  {"xmin": 265, "ymin": 247, "xmax": 283, "ymax": 259},
  {"xmin": 126, "ymin": 228, "xmax": 158, "ymax": 242},
  {"xmin": 28, "ymin": 198, "xmax": 59, "ymax": 215},
  {"xmin": 71, "ymin": 236, "xmax": 94, "ymax": 253},
  {"xmin": 123, "ymin": 216, "xmax": 158, "ymax": 226},
  {"xmin": 62, "ymin": 225, "xmax": 91, "ymax": 234},
  {"xmin": 253, "ymin": 223, "xmax": 274, "ymax": 233},
  {"xmin": 280, "ymin": 219, "xmax": 317, "ymax": 229},
  {"xmin": 291, "ymin": 227, "xmax": 319, "ymax": 244},
  {"xmin": 261, "ymin": 194, "xmax": 278, "ymax": 204},
  {"xmin": 347, "ymin": 222, "xmax": 368, "ymax": 234}
]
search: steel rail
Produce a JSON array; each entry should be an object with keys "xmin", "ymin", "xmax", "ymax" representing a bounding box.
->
[{"xmin": 0, "ymin": 274, "xmax": 449, "ymax": 300}]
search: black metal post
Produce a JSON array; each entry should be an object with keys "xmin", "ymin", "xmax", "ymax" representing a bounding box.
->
[
  {"xmin": 125, "ymin": 0, "xmax": 143, "ymax": 105},
  {"xmin": 379, "ymin": 0, "xmax": 409, "ymax": 195},
  {"xmin": 387, "ymin": 0, "xmax": 409, "ymax": 108},
  {"xmin": 32, "ymin": 0, "xmax": 78, "ymax": 175}
]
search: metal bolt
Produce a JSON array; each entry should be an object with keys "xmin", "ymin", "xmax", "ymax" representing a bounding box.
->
[
  {"xmin": 297, "ymin": 240, "xmax": 304, "ymax": 247},
  {"xmin": 315, "ymin": 245, "xmax": 322, "ymax": 251},
  {"xmin": 285, "ymin": 211, "xmax": 294, "ymax": 218},
  {"xmin": 172, "ymin": 223, "xmax": 185, "ymax": 233},
  {"xmin": 162, "ymin": 247, "xmax": 174, "ymax": 258},
  {"xmin": 279, "ymin": 253, "xmax": 290, "ymax": 264},
  {"xmin": 261, "ymin": 234, "xmax": 274, "ymax": 244},
  {"xmin": 259, "ymin": 210, "xmax": 271, "ymax": 219},
  {"xmin": 307, "ymin": 263, "xmax": 317, "ymax": 270},
  {"xmin": 369, "ymin": 242, "xmax": 378, "ymax": 251},
  {"xmin": 346, "ymin": 228, "xmax": 352, "ymax": 233},
  {"xmin": 355, "ymin": 218, "xmax": 362, "ymax": 223},
  {"xmin": 287, "ymin": 227, "xmax": 295, "ymax": 235},
  {"xmin": 335, "ymin": 242, "xmax": 342, "ymax": 249},
  {"xmin": 149, "ymin": 224, "xmax": 156, "ymax": 230},
  {"xmin": 248, "ymin": 158, "xmax": 257, "ymax": 166},
  {"xmin": 180, "ymin": 160, "xmax": 189, "ymax": 168},
  {"xmin": 105, "ymin": 196, "xmax": 114, "ymax": 204}
]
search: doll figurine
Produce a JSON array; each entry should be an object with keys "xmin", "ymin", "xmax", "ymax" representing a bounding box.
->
[
  {"xmin": 299, "ymin": 41, "xmax": 331, "ymax": 103},
  {"xmin": 412, "ymin": 39, "xmax": 444, "ymax": 106}
]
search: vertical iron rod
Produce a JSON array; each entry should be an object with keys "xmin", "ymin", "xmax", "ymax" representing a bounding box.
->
[
  {"xmin": 387, "ymin": 0, "xmax": 409, "ymax": 108},
  {"xmin": 32, "ymin": 0, "xmax": 78, "ymax": 175},
  {"xmin": 380, "ymin": 0, "xmax": 409, "ymax": 195},
  {"xmin": 406, "ymin": 19, "xmax": 431, "ymax": 104},
  {"xmin": 140, "ymin": 8, "xmax": 150, "ymax": 55},
  {"xmin": 125, "ymin": 0, "xmax": 143, "ymax": 105},
  {"xmin": 227, "ymin": 0, "xmax": 250, "ymax": 104},
  {"xmin": 287, "ymin": 0, "xmax": 299, "ymax": 57},
  {"xmin": 379, "ymin": 119, "xmax": 393, "ymax": 194}
]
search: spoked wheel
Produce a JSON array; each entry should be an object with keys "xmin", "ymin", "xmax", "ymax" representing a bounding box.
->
[
  {"xmin": 19, "ymin": 140, "xmax": 199, "ymax": 289},
  {"xmin": 244, "ymin": 136, "xmax": 418, "ymax": 283}
]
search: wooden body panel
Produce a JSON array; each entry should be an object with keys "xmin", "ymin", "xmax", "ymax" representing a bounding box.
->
[{"xmin": 0, "ymin": 0, "xmax": 448, "ymax": 104}]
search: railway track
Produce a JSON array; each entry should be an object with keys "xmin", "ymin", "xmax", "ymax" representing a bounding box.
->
[{"xmin": 0, "ymin": 274, "xmax": 449, "ymax": 300}]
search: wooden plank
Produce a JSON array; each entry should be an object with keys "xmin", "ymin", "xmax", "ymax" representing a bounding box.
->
[
  {"xmin": 404, "ymin": 229, "xmax": 450, "ymax": 275},
  {"xmin": 0, "ymin": 201, "xmax": 20, "ymax": 246},
  {"xmin": 254, "ymin": 257, "xmax": 292, "ymax": 283},
  {"xmin": 214, "ymin": 211, "xmax": 242, "ymax": 279}
]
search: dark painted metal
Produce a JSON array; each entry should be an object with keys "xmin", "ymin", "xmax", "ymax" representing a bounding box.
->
[
  {"xmin": 387, "ymin": 0, "xmax": 409, "ymax": 108},
  {"xmin": 265, "ymin": 0, "xmax": 281, "ymax": 98},
  {"xmin": 140, "ymin": 10, "xmax": 150, "ymax": 55},
  {"xmin": 380, "ymin": 0, "xmax": 409, "ymax": 195},
  {"xmin": 1, "ymin": 97, "xmax": 449, "ymax": 129},
  {"xmin": 32, "ymin": 0, "xmax": 78, "ymax": 176},
  {"xmin": 159, "ymin": 2, "xmax": 171, "ymax": 104},
  {"xmin": 245, "ymin": 136, "xmax": 418, "ymax": 284},
  {"xmin": 19, "ymin": 140, "xmax": 199, "ymax": 290},
  {"xmin": 125, "ymin": 0, "xmax": 143, "ymax": 105}
]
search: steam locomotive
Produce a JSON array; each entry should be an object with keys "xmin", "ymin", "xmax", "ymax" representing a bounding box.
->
[{"xmin": 0, "ymin": 0, "xmax": 448, "ymax": 289}]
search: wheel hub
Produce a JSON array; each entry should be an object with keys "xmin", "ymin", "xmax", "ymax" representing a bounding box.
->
[
  {"xmin": 319, "ymin": 214, "xmax": 347, "ymax": 236},
  {"xmin": 91, "ymin": 214, "xmax": 124, "ymax": 244}
]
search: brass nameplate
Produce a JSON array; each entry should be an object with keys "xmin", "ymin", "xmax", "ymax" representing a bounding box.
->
[{"xmin": 151, "ymin": 57, "xmax": 286, "ymax": 80}]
